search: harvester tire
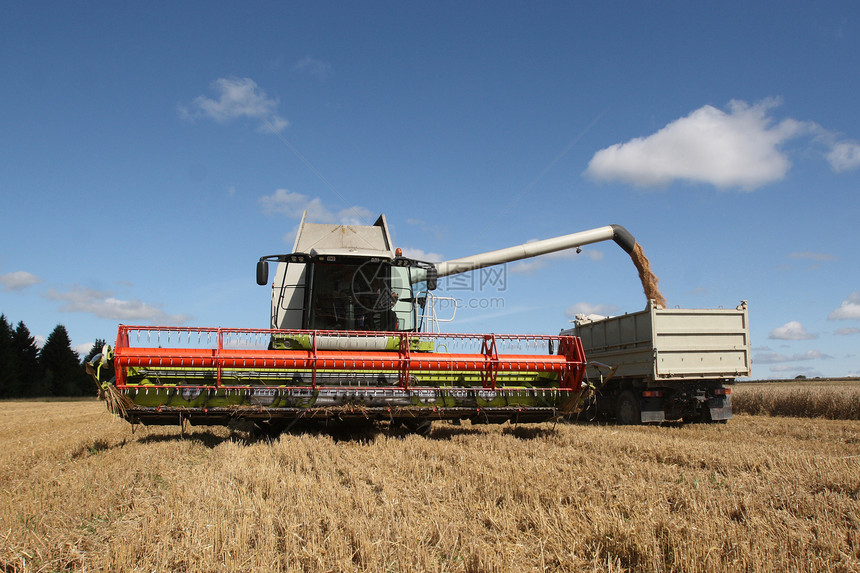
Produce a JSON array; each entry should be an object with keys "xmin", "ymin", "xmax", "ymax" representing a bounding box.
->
[
  {"xmin": 615, "ymin": 391, "xmax": 641, "ymax": 425},
  {"xmin": 401, "ymin": 419, "xmax": 433, "ymax": 436}
]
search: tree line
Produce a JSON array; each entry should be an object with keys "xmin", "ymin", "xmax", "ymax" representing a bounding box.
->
[{"xmin": 0, "ymin": 314, "xmax": 104, "ymax": 398}]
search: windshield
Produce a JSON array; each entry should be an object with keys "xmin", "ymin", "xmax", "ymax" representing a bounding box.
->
[{"xmin": 306, "ymin": 260, "xmax": 416, "ymax": 331}]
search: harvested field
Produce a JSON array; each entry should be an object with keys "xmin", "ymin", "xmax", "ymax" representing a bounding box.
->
[{"xmin": 1, "ymin": 400, "xmax": 859, "ymax": 572}]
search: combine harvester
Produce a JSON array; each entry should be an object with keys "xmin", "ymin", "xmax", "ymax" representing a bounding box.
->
[{"xmin": 89, "ymin": 214, "xmax": 749, "ymax": 433}]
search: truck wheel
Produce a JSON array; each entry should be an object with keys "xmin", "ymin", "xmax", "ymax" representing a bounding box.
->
[{"xmin": 615, "ymin": 391, "xmax": 641, "ymax": 425}]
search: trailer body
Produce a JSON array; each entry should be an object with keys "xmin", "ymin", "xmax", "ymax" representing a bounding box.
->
[{"xmin": 564, "ymin": 301, "xmax": 750, "ymax": 423}]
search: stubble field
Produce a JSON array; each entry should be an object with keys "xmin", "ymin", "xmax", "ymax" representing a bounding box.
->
[{"xmin": 1, "ymin": 382, "xmax": 859, "ymax": 572}]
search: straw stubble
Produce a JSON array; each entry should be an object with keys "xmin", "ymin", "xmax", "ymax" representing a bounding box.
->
[{"xmin": 1, "ymin": 399, "xmax": 858, "ymax": 572}]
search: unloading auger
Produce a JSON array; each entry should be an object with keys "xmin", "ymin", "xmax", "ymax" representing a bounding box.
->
[{"xmin": 89, "ymin": 214, "xmax": 640, "ymax": 434}]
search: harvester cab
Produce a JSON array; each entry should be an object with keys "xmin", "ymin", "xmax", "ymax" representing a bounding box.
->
[
  {"xmin": 90, "ymin": 214, "xmax": 643, "ymax": 434},
  {"xmin": 255, "ymin": 214, "xmax": 438, "ymax": 336}
]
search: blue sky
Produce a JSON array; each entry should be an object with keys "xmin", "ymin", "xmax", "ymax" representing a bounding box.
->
[{"xmin": 1, "ymin": 2, "xmax": 858, "ymax": 379}]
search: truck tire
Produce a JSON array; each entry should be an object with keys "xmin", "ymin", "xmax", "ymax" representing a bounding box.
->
[{"xmin": 616, "ymin": 390, "xmax": 641, "ymax": 425}]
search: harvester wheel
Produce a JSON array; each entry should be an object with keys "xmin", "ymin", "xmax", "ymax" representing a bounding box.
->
[
  {"xmin": 255, "ymin": 421, "xmax": 288, "ymax": 438},
  {"xmin": 615, "ymin": 391, "xmax": 641, "ymax": 425},
  {"xmin": 400, "ymin": 419, "xmax": 433, "ymax": 436}
]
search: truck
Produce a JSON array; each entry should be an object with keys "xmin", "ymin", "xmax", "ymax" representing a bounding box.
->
[{"xmin": 564, "ymin": 301, "xmax": 750, "ymax": 424}]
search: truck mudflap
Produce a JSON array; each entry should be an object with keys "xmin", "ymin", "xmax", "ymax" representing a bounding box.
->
[
  {"xmin": 637, "ymin": 392, "xmax": 666, "ymax": 423},
  {"xmin": 640, "ymin": 409, "xmax": 665, "ymax": 423},
  {"xmin": 708, "ymin": 394, "xmax": 733, "ymax": 421}
]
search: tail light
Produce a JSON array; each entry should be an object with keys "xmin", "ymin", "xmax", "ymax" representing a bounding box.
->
[
  {"xmin": 714, "ymin": 388, "xmax": 731, "ymax": 396},
  {"xmin": 642, "ymin": 390, "xmax": 663, "ymax": 398}
]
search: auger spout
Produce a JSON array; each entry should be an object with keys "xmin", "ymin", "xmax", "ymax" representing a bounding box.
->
[
  {"xmin": 433, "ymin": 224, "xmax": 636, "ymax": 278},
  {"xmin": 425, "ymin": 223, "xmax": 664, "ymax": 308}
]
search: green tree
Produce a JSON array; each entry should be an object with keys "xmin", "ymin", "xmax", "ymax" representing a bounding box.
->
[
  {"xmin": 13, "ymin": 321, "xmax": 44, "ymax": 397},
  {"xmin": 40, "ymin": 324, "xmax": 89, "ymax": 396},
  {"xmin": 0, "ymin": 314, "xmax": 22, "ymax": 398}
]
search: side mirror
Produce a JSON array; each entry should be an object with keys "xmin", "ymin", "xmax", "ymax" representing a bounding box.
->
[
  {"xmin": 426, "ymin": 266, "xmax": 438, "ymax": 291},
  {"xmin": 256, "ymin": 260, "xmax": 269, "ymax": 285}
]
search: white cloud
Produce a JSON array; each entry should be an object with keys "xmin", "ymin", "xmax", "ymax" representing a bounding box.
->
[
  {"xmin": 74, "ymin": 342, "xmax": 95, "ymax": 357},
  {"xmin": 794, "ymin": 350, "xmax": 832, "ymax": 360},
  {"xmin": 768, "ymin": 365, "xmax": 820, "ymax": 376},
  {"xmin": 564, "ymin": 302, "xmax": 620, "ymax": 319},
  {"xmin": 835, "ymin": 327, "xmax": 860, "ymax": 335},
  {"xmin": 585, "ymin": 98, "xmax": 860, "ymax": 189},
  {"xmin": 769, "ymin": 320, "xmax": 817, "ymax": 340},
  {"xmin": 400, "ymin": 248, "xmax": 444, "ymax": 263},
  {"xmin": 0, "ymin": 271, "xmax": 42, "ymax": 291},
  {"xmin": 786, "ymin": 251, "xmax": 838, "ymax": 271},
  {"xmin": 754, "ymin": 349, "xmax": 832, "ymax": 364},
  {"xmin": 338, "ymin": 208, "xmax": 375, "ymax": 226},
  {"xmin": 509, "ymin": 260, "xmax": 547, "ymax": 274},
  {"xmin": 293, "ymin": 56, "xmax": 333, "ymax": 80},
  {"xmin": 46, "ymin": 286, "xmax": 190, "ymax": 325},
  {"xmin": 788, "ymin": 251, "xmax": 837, "ymax": 262},
  {"xmin": 753, "ymin": 352, "xmax": 788, "ymax": 364},
  {"xmin": 179, "ymin": 77, "xmax": 288, "ymax": 133},
  {"xmin": 259, "ymin": 189, "xmax": 373, "ymax": 225},
  {"xmin": 586, "ymin": 99, "xmax": 805, "ymax": 190},
  {"xmin": 828, "ymin": 291, "xmax": 860, "ymax": 320},
  {"xmin": 826, "ymin": 141, "xmax": 860, "ymax": 172}
]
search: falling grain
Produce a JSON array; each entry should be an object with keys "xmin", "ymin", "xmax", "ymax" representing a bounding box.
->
[{"xmin": 630, "ymin": 243, "xmax": 667, "ymax": 307}]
